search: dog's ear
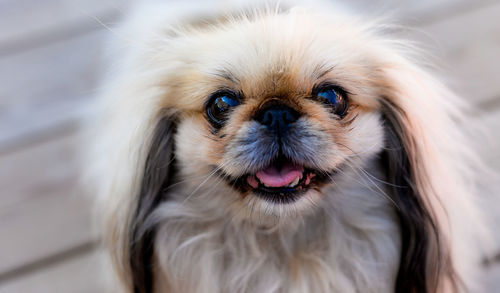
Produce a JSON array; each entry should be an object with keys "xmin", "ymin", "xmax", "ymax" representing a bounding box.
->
[
  {"xmin": 378, "ymin": 61, "xmax": 472, "ymax": 292},
  {"xmin": 127, "ymin": 115, "xmax": 177, "ymax": 293},
  {"xmin": 97, "ymin": 112, "xmax": 177, "ymax": 293},
  {"xmin": 381, "ymin": 101, "xmax": 453, "ymax": 293}
]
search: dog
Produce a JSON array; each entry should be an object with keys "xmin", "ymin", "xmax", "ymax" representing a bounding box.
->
[{"xmin": 88, "ymin": 1, "xmax": 489, "ymax": 292}]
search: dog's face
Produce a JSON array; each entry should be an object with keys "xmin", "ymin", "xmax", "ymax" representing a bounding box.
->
[
  {"xmin": 159, "ymin": 11, "xmax": 384, "ymax": 222},
  {"xmin": 95, "ymin": 6, "xmax": 478, "ymax": 292}
]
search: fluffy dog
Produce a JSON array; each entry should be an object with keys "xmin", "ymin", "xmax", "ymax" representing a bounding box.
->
[{"xmin": 89, "ymin": 1, "xmax": 488, "ymax": 292}]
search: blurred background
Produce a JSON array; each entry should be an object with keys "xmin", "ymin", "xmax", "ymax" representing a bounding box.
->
[{"xmin": 0, "ymin": 0, "xmax": 499, "ymax": 292}]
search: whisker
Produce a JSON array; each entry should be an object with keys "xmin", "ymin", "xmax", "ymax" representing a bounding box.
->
[
  {"xmin": 332, "ymin": 142, "xmax": 402, "ymax": 210},
  {"xmin": 341, "ymin": 159, "xmax": 400, "ymax": 211},
  {"xmin": 357, "ymin": 167, "xmax": 405, "ymax": 188},
  {"xmin": 181, "ymin": 162, "xmax": 229, "ymax": 205}
]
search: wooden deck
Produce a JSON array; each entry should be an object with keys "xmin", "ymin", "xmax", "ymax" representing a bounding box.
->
[{"xmin": 0, "ymin": 0, "xmax": 499, "ymax": 291}]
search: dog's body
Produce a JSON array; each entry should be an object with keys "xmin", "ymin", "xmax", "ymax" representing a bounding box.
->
[
  {"xmin": 89, "ymin": 1, "xmax": 488, "ymax": 292},
  {"xmin": 150, "ymin": 156, "xmax": 399, "ymax": 293}
]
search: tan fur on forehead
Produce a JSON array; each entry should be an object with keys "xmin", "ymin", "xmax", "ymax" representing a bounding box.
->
[{"xmin": 150, "ymin": 9, "xmax": 388, "ymax": 113}]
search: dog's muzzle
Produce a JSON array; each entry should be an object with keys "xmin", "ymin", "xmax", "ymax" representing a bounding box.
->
[{"xmin": 222, "ymin": 102, "xmax": 335, "ymax": 203}]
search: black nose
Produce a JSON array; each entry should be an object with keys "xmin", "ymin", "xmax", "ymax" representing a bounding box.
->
[{"xmin": 256, "ymin": 104, "xmax": 300, "ymax": 133}]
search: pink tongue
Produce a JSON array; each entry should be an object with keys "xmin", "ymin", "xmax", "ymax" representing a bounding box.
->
[{"xmin": 256, "ymin": 162, "xmax": 303, "ymax": 188}]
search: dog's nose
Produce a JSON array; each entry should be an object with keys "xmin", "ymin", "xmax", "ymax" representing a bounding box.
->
[{"xmin": 256, "ymin": 104, "xmax": 300, "ymax": 133}]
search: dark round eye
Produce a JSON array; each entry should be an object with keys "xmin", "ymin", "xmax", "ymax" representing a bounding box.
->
[
  {"xmin": 206, "ymin": 93, "xmax": 240, "ymax": 127},
  {"xmin": 316, "ymin": 87, "xmax": 348, "ymax": 117}
]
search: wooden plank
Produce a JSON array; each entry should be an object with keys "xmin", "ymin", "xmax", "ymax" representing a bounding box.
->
[
  {"xmin": 477, "ymin": 109, "xmax": 500, "ymax": 166},
  {"xmin": 0, "ymin": 184, "xmax": 95, "ymax": 277},
  {"xmin": 0, "ymin": 30, "xmax": 107, "ymax": 153},
  {"xmin": 0, "ymin": 184, "xmax": 95, "ymax": 278},
  {"xmin": 475, "ymin": 108, "xmax": 500, "ymax": 254},
  {"xmin": 348, "ymin": 0, "xmax": 493, "ymax": 23},
  {"xmin": 0, "ymin": 249, "xmax": 106, "ymax": 293},
  {"xmin": 411, "ymin": 1, "xmax": 500, "ymax": 105},
  {"xmin": 0, "ymin": 0, "xmax": 123, "ymax": 55},
  {"xmin": 484, "ymin": 263, "xmax": 500, "ymax": 292},
  {"xmin": 0, "ymin": 130, "xmax": 80, "ymax": 209},
  {"xmin": 0, "ymin": 0, "xmax": 490, "ymax": 55},
  {"xmin": 0, "ymin": 130, "xmax": 96, "ymax": 276}
]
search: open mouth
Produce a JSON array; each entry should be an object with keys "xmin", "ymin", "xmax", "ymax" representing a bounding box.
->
[{"xmin": 229, "ymin": 156, "xmax": 331, "ymax": 204}]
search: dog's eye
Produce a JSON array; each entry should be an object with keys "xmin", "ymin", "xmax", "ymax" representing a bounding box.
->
[
  {"xmin": 316, "ymin": 87, "xmax": 348, "ymax": 117},
  {"xmin": 206, "ymin": 93, "xmax": 240, "ymax": 127}
]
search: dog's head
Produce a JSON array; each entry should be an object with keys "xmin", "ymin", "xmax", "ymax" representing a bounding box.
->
[
  {"xmin": 92, "ymin": 5, "xmax": 480, "ymax": 293},
  {"xmin": 153, "ymin": 10, "xmax": 386, "ymax": 221}
]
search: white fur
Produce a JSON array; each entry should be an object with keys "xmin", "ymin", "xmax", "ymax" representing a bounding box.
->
[
  {"xmin": 151, "ymin": 160, "xmax": 399, "ymax": 293},
  {"xmin": 86, "ymin": 1, "xmax": 489, "ymax": 292}
]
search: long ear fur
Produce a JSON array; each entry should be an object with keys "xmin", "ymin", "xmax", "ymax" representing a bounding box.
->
[
  {"xmin": 382, "ymin": 101, "xmax": 455, "ymax": 293},
  {"xmin": 89, "ymin": 107, "xmax": 177, "ymax": 293},
  {"xmin": 378, "ymin": 56, "xmax": 485, "ymax": 292},
  {"xmin": 129, "ymin": 115, "xmax": 176, "ymax": 293}
]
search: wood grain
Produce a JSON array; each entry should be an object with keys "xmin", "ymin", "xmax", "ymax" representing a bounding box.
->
[
  {"xmin": 0, "ymin": 30, "xmax": 106, "ymax": 153},
  {"xmin": 0, "ymin": 0, "xmax": 124, "ymax": 55},
  {"xmin": 0, "ymin": 131, "xmax": 97, "ymax": 276},
  {"xmin": 412, "ymin": 1, "xmax": 500, "ymax": 105},
  {"xmin": 349, "ymin": 0, "xmax": 496, "ymax": 23},
  {"xmin": 0, "ymin": 249, "xmax": 106, "ymax": 293},
  {"xmin": 0, "ymin": 130, "xmax": 80, "ymax": 210},
  {"xmin": 476, "ymin": 109, "xmax": 500, "ymax": 255},
  {"xmin": 484, "ymin": 263, "xmax": 500, "ymax": 293}
]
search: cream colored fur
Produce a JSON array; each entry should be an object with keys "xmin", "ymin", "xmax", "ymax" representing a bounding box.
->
[{"xmin": 87, "ymin": 1, "xmax": 488, "ymax": 292}]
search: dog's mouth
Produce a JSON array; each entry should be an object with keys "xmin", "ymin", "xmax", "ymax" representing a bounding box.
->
[{"xmin": 228, "ymin": 156, "xmax": 332, "ymax": 203}]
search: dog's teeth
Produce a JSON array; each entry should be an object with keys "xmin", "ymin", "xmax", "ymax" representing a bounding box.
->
[
  {"xmin": 287, "ymin": 177, "xmax": 301, "ymax": 188},
  {"xmin": 261, "ymin": 176, "xmax": 301, "ymax": 189}
]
